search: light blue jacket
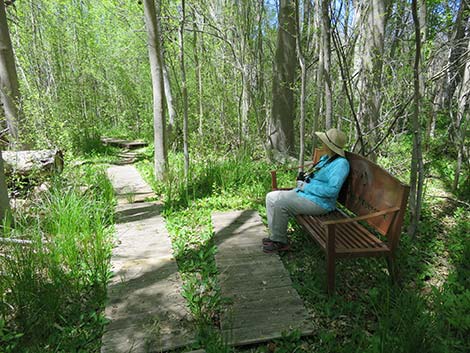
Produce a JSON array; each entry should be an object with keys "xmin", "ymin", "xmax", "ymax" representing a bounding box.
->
[{"xmin": 296, "ymin": 155, "xmax": 350, "ymax": 212}]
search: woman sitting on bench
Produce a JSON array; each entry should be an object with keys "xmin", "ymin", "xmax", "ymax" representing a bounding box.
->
[{"xmin": 263, "ymin": 128, "xmax": 350, "ymax": 253}]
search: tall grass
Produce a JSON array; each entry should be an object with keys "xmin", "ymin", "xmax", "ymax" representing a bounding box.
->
[
  {"xmin": 0, "ymin": 166, "xmax": 114, "ymax": 352},
  {"xmin": 139, "ymin": 150, "xmax": 278, "ymax": 211}
]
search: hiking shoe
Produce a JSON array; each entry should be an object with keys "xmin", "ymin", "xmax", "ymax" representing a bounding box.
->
[
  {"xmin": 262, "ymin": 237, "xmax": 273, "ymax": 245},
  {"xmin": 263, "ymin": 241, "xmax": 290, "ymax": 253}
]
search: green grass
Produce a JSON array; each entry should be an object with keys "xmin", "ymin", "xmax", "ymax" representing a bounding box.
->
[{"xmin": 0, "ymin": 165, "xmax": 115, "ymax": 352}]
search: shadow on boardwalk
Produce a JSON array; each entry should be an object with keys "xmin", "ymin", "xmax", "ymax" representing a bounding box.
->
[
  {"xmin": 213, "ymin": 209, "xmax": 261, "ymax": 246},
  {"xmin": 115, "ymin": 203, "xmax": 164, "ymax": 224}
]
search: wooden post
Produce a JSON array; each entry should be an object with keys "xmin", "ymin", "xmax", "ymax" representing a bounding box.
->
[
  {"xmin": 326, "ymin": 224, "xmax": 336, "ymax": 295},
  {"xmin": 270, "ymin": 171, "xmax": 278, "ymax": 190}
]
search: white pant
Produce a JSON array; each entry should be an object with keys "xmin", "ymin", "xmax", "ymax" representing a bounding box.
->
[{"xmin": 266, "ymin": 189, "xmax": 327, "ymax": 243}]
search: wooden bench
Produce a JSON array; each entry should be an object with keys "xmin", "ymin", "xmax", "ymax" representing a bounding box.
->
[{"xmin": 270, "ymin": 149, "xmax": 410, "ymax": 295}]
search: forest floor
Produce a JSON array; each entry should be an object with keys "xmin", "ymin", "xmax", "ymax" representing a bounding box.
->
[{"xmin": 0, "ymin": 142, "xmax": 468, "ymax": 353}]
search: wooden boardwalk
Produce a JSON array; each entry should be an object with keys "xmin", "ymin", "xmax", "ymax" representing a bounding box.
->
[
  {"xmin": 101, "ymin": 137, "xmax": 148, "ymax": 149},
  {"xmin": 102, "ymin": 165, "xmax": 195, "ymax": 353},
  {"xmin": 107, "ymin": 165, "xmax": 155, "ymax": 203},
  {"xmin": 212, "ymin": 210, "xmax": 314, "ymax": 346}
]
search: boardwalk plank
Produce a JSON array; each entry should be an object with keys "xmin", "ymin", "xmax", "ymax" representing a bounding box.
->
[
  {"xmin": 106, "ymin": 165, "xmax": 155, "ymax": 204},
  {"xmin": 222, "ymin": 323, "xmax": 313, "ymax": 347},
  {"xmin": 221, "ymin": 285, "xmax": 302, "ymax": 303},
  {"xmin": 102, "ymin": 166, "xmax": 195, "ymax": 353},
  {"xmin": 213, "ymin": 210, "xmax": 314, "ymax": 347}
]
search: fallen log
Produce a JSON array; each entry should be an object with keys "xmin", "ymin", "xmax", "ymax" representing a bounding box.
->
[{"xmin": 2, "ymin": 150, "xmax": 64, "ymax": 177}]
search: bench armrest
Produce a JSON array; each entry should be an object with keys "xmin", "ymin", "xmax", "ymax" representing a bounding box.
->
[
  {"xmin": 321, "ymin": 207, "xmax": 401, "ymax": 226},
  {"xmin": 270, "ymin": 162, "xmax": 315, "ymax": 190}
]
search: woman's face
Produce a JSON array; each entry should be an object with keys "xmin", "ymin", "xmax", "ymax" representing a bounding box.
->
[{"xmin": 321, "ymin": 142, "xmax": 334, "ymax": 155}]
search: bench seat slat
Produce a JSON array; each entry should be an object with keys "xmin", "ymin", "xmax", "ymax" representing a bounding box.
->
[
  {"xmin": 316, "ymin": 213, "xmax": 359, "ymax": 248},
  {"xmin": 297, "ymin": 213, "xmax": 390, "ymax": 254},
  {"xmin": 300, "ymin": 215, "xmax": 355, "ymax": 251},
  {"xmin": 330, "ymin": 211, "xmax": 389, "ymax": 249},
  {"xmin": 320, "ymin": 211, "xmax": 387, "ymax": 249},
  {"xmin": 338, "ymin": 221, "xmax": 388, "ymax": 249},
  {"xmin": 337, "ymin": 223, "xmax": 371, "ymax": 248},
  {"xmin": 337, "ymin": 225, "xmax": 376, "ymax": 249},
  {"xmin": 296, "ymin": 216, "xmax": 327, "ymax": 249},
  {"xmin": 336, "ymin": 225, "xmax": 363, "ymax": 249},
  {"xmin": 315, "ymin": 213, "xmax": 364, "ymax": 249}
]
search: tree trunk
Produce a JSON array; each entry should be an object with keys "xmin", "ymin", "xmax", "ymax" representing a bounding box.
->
[
  {"xmin": 312, "ymin": 0, "xmax": 323, "ymax": 149},
  {"xmin": 239, "ymin": 0, "xmax": 251, "ymax": 144},
  {"xmin": 443, "ymin": 0, "xmax": 470, "ymax": 108},
  {"xmin": 162, "ymin": 62, "xmax": 175, "ymax": 142},
  {"xmin": 389, "ymin": 1, "xmax": 407, "ymax": 60},
  {"xmin": 192, "ymin": 10, "xmax": 204, "ymax": 136},
  {"xmin": 155, "ymin": 0, "xmax": 175, "ymax": 140},
  {"xmin": 0, "ymin": 150, "xmax": 12, "ymax": 226},
  {"xmin": 256, "ymin": 0, "xmax": 268, "ymax": 146},
  {"xmin": 408, "ymin": 0, "xmax": 425, "ymax": 238},
  {"xmin": 269, "ymin": 0, "xmax": 297, "ymax": 156},
  {"xmin": 0, "ymin": 0, "xmax": 21, "ymax": 144},
  {"xmin": 143, "ymin": 0, "xmax": 168, "ymax": 181},
  {"xmin": 453, "ymin": 37, "xmax": 470, "ymax": 191},
  {"xmin": 353, "ymin": 0, "xmax": 388, "ymax": 160},
  {"xmin": 179, "ymin": 0, "xmax": 189, "ymax": 181},
  {"xmin": 418, "ymin": 0, "xmax": 426, "ymax": 98},
  {"xmin": 351, "ymin": 0, "xmax": 367, "ymax": 151},
  {"xmin": 296, "ymin": 0, "xmax": 306, "ymax": 169},
  {"xmin": 241, "ymin": 67, "xmax": 250, "ymax": 142},
  {"xmin": 322, "ymin": 0, "xmax": 332, "ymax": 129}
]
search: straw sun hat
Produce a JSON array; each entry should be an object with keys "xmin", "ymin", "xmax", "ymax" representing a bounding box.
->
[{"xmin": 315, "ymin": 128, "xmax": 347, "ymax": 157}]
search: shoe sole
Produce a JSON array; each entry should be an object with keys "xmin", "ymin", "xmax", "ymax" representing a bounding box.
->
[{"xmin": 262, "ymin": 244, "xmax": 290, "ymax": 253}]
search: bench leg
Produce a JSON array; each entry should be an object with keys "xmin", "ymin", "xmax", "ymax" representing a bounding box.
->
[
  {"xmin": 327, "ymin": 255, "xmax": 336, "ymax": 295},
  {"xmin": 386, "ymin": 255, "xmax": 397, "ymax": 284},
  {"xmin": 326, "ymin": 224, "xmax": 336, "ymax": 296}
]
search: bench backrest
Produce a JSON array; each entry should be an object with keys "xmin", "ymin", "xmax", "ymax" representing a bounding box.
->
[{"xmin": 313, "ymin": 149, "xmax": 410, "ymax": 251}]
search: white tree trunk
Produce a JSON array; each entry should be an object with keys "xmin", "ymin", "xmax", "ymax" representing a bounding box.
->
[
  {"xmin": 453, "ymin": 38, "xmax": 470, "ymax": 191},
  {"xmin": 269, "ymin": 0, "xmax": 297, "ymax": 155},
  {"xmin": 297, "ymin": 0, "xmax": 307, "ymax": 170},
  {"xmin": 312, "ymin": 0, "xmax": 323, "ymax": 149},
  {"xmin": 241, "ymin": 73, "xmax": 250, "ymax": 138},
  {"xmin": 162, "ymin": 63, "xmax": 175, "ymax": 139},
  {"xmin": 443, "ymin": 0, "xmax": 470, "ymax": 108},
  {"xmin": 322, "ymin": 0, "xmax": 332, "ymax": 129},
  {"xmin": 352, "ymin": 0, "xmax": 388, "ymax": 159},
  {"xmin": 408, "ymin": 0, "xmax": 425, "ymax": 238},
  {"xmin": 143, "ymin": 0, "xmax": 167, "ymax": 181},
  {"xmin": 192, "ymin": 10, "xmax": 204, "ymax": 136},
  {"xmin": 179, "ymin": 0, "xmax": 189, "ymax": 181},
  {"xmin": 0, "ymin": 0, "xmax": 21, "ymax": 144}
]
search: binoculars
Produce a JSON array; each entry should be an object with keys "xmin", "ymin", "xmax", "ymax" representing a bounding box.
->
[{"xmin": 296, "ymin": 171, "xmax": 311, "ymax": 183}]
